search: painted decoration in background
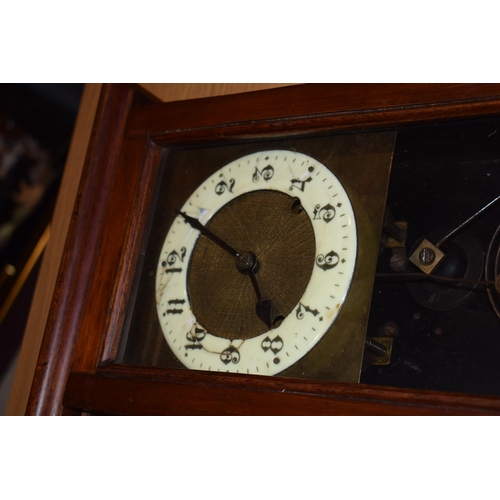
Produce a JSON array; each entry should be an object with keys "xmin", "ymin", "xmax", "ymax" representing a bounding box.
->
[{"xmin": 0, "ymin": 115, "xmax": 56, "ymax": 252}]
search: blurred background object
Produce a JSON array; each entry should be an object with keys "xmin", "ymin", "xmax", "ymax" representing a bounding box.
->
[{"xmin": 0, "ymin": 83, "xmax": 84, "ymax": 414}]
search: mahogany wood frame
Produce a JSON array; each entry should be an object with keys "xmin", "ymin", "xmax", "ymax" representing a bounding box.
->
[{"xmin": 27, "ymin": 83, "xmax": 500, "ymax": 415}]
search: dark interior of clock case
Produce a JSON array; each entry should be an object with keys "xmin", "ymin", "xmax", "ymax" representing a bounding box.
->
[
  {"xmin": 119, "ymin": 113, "xmax": 500, "ymax": 398},
  {"xmin": 361, "ymin": 116, "xmax": 500, "ymax": 396}
]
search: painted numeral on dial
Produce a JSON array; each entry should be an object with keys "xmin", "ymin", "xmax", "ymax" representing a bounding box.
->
[
  {"xmin": 166, "ymin": 298, "xmax": 185, "ymax": 315},
  {"xmin": 289, "ymin": 177, "xmax": 312, "ymax": 192},
  {"xmin": 313, "ymin": 203, "xmax": 335, "ymax": 223},
  {"xmin": 295, "ymin": 302, "xmax": 322, "ymax": 321},
  {"xmin": 316, "ymin": 250, "xmax": 340, "ymax": 271},
  {"xmin": 163, "ymin": 247, "xmax": 186, "ymax": 274},
  {"xmin": 261, "ymin": 335, "xmax": 284, "ymax": 354},
  {"xmin": 215, "ymin": 175, "xmax": 235, "ymax": 195},
  {"xmin": 252, "ymin": 165, "xmax": 274, "ymax": 182},
  {"xmin": 261, "ymin": 335, "xmax": 284, "ymax": 366},
  {"xmin": 220, "ymin": 345, "xmax": 240, "ymax": 365},
  {"xmin": 185, "ymin": 325, "xmax": 206, "ymax": 350}
]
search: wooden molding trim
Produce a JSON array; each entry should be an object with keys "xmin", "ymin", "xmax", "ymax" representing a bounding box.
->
[
  {"xmin": 4, "ymin": 84, "xmax": 103, "ymax": 416},
  {"xmin": 64, "ymin": 365, "xmax": 500, "ymax": 416},
  {"xmin": 9, "ymin": 83, "xmax": 500, "ymax": 415},
  {"xmin": 25, "ymin": 84, "xmax": 137, "ymax": 415},
  {"xmin": 5, "ymin": 84, "xmax": 291, "ymax": 416}
]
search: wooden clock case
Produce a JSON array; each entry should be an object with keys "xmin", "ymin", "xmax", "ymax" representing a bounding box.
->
[{"xmin": 26, "ymin": 83, "xmax": 500, "ymax": 415}]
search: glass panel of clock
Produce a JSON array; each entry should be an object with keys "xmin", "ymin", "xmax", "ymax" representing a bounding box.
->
[{"xmin": 117, "ymin": 116, "xmax": 500, "ymax": 398}]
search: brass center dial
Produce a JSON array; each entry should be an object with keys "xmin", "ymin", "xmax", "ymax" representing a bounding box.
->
[{"xmin": 187, "ymin": 190, "xmax": 316, "ymax": 341}]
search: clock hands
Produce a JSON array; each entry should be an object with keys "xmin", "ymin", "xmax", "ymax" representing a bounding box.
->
[
  {"xmin": 174, "ymin": 209, "xmax": 252, "ymax": 268},
  {"xmin": 247, "ymin": 270, "xmax": 280, "ymax": 330},
  {"xmin": 175, "ymin": 209, "xmax": 278, "ymax": 329}
]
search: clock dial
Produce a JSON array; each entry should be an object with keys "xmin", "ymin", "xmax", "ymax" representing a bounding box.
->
[
  {"xmin": 155, "ymin": 150, "xmax": 357, "ymax": 375},
  {"xmin": 186, "ymin": 189, "xmax": 316, "ymax": 339}
]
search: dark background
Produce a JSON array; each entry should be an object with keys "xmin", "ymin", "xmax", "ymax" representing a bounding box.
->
[
  {"xmin": 0, "ymin": 83, "xmax": 84, "ymax": 414},
  {"xmin": 362, "ymin": 116, "xmax": 500, "ymax": 396}
]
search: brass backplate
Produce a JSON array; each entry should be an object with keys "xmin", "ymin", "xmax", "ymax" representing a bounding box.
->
[{"xmin": 123, "ymin": 131, "xmax": 397, "ymax": 383}]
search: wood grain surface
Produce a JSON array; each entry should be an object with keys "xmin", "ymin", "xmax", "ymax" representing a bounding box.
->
[
  {"xmin": 64, "ymin": 365, "xmax": 500, "ymax": 416},
  {"xmin": 5, "ymin": 83, "xmax": 289, "ymax": 415},
  {"xmin": 10, "ymin": 83, "xmax": 500, "ymax": 415},
  {"xmin": 5, "ymin": 84, "xmax": 103, "ymax": 416},
  {"xmin": 139, "ymin": 83, "xmax": 294, "ymax": 102},
  {"xmin": 33, "ymin": 84, "xmax": 500, "ymax": 414},
  {"xmin": 25, "ymin": 84, "xmax": 138, "ymax": 416}
]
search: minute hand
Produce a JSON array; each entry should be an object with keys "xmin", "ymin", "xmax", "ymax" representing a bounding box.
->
[
  {"xmin": 175, "ymin": 209, "xmax": 240, "ymax": 256},
  {"xmin": 175, "ymin": 209, "xmax": 276, "ymax": 329},
  {"xmin": 175, "ymin": 209, "xmax": 253, "ymax": 271}
]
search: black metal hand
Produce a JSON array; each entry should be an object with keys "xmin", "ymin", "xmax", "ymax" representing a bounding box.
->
[
  {"xmin": 176, "ymin": 209, "xmax": 277, "ymax": 329},
  {"xmin": 175, "ymin": 209, "xmax": 254, "ymax": 271},
  {"xmin": 248, "ymin": 269, "xmax": 276, "ymax": 329}
]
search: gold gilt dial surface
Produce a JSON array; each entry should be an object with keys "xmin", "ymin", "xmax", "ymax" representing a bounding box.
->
[{"xmin": 188, "ymin": 190, "xmax": 316, "ymax": 341}]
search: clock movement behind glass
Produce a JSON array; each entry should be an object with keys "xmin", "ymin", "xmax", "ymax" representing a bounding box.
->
[
  {"xmin": 118, "ymin": 132, "xmax": 396, "ymax": 383},
  {"xmin": 116, "ymin": 109, "xmax": 500, "ymax": 398},
  {"xmin": 26, "ymin": 84, "xmax": 500, "ymax": 415},
  {"xmin": 118, "ymin": 114, "xmax": 500, "ymax": 397},
  {"xmin": 362, "ymin": 116, "xmax": 500, "ymax": 396}
]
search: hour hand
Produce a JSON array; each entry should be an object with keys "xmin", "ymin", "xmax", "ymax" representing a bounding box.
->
[
  {"xmin": 249, "ymin": 269, "xmax": 282, "ymax": 330},
  {"xmin": 256, "ymin": 297, "xmax": 278, "ymax": 330},
  {"xmin": 176, "ymin": 209, "xmax": 280, "ymax": 329}
]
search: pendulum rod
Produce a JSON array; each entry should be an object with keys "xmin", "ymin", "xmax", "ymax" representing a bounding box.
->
[{"xmin": 435, "ymin": 194, "xmax": 500, "ymax": 248}]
